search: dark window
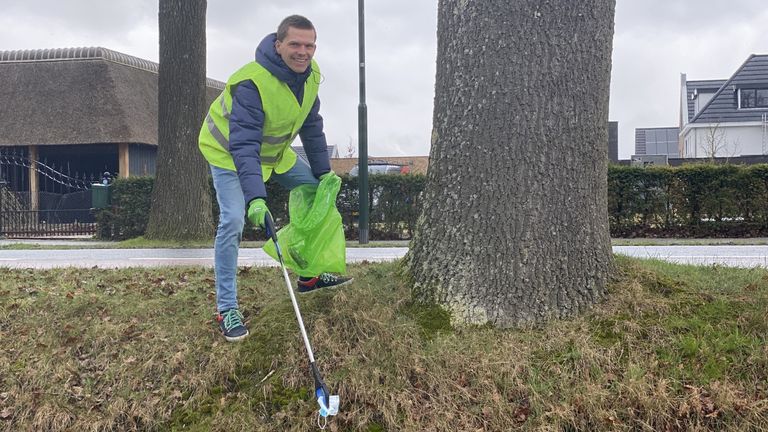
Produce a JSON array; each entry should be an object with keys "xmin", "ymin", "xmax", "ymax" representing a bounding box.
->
[
  {"xmin": 757, "ymin": 89, "xmax": 768, "ymax": 107},
  {"xmin": 741, "ymin": 89, "xmax": 755, "ymax": 108},
  {"xmin": 740, "ymin": 88, "xmax": 768, "ymax": 109}
]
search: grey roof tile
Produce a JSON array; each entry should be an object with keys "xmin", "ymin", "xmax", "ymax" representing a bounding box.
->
[
  {"xmin": 686, "ymin": 79, "xmax": 727, "ymax": 122},
  {"xmin": 691, "ymin": 54, "xmax": 768, "ymax": 124}
]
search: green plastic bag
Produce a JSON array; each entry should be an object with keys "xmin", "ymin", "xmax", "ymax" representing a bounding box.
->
[{"xmin": 263, "ymin": 172, "xmax": 346, "ymax": 277}]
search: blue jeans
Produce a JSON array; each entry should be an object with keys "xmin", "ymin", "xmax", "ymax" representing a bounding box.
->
[{"xmin": 211, "ymin": 159, "xmax": 319, "ymax": 312}]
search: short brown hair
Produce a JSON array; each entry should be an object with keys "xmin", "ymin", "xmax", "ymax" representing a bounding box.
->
[{"xmin": 277, "ymin": 15, "xmax": 315, "ymax": 41}]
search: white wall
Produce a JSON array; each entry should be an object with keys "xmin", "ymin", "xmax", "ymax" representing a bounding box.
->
[{"xmin": 683, "ymin": 124, "xmax": 766, "ymax": 158}]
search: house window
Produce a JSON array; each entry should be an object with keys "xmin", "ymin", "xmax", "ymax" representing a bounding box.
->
[
  {"xmin": 759, "ymin": 89, "xmax": 768, "ymax": 107},
  {"xmin": 740, "ymin": 88, "xmax": 768, "ymax": 109}
]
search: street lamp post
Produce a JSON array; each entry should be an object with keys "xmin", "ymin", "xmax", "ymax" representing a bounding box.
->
[{"xmin": 357, "ymin": 0, "xmax": 369, "ymax": 244}]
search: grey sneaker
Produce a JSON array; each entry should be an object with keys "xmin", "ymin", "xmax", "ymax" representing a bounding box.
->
[{"xmin": 216, "ymin": 309, "xmax": 249, "ymax": 342}]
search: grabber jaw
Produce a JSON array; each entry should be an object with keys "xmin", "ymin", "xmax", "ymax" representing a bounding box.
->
[
  {"xmin": 315, "ymin": 386, "xmax": 340, "ymax": 430},
  {"xmin": 310, "ymin": 362, "xmax": 339, "ymax": 419},
  {"xmin": 316, "ymin": 387, "xmax": 339, "ymax": 417}
]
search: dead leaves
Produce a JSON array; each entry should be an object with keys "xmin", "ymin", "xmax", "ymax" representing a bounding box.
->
[
  {"xmin": 0, "ymin": 393, "xmax": 10, "ymax": 421},
  {"xmin": 149, "ymin": 274, "xmax": 195, "ymax": 296},
  {"xmin": 513, "ymin": 397, "xmax": 531, "ymax": 423},
  {"xmin": 680, "ymin": 384, "xmax": 721, "ymax": 419}
]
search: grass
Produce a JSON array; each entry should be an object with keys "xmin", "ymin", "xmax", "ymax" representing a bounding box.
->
[{"xmin": 1, "ymin": 257, "xmax": 767, "ymax": 431}]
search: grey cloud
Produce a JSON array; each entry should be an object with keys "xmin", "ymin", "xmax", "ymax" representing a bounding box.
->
[
  {"xmin": 615, "ymin": 0, "xmax": 766, "ymax": 33},
  {"xmin": 6, "ymin": 0, "xmax": 156, "ymax": 35}
]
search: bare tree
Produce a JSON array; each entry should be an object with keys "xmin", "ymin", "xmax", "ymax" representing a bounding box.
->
[
  {"xmin": 405, "ymin": 0, "xmax": 615, "ymax": 328},
  {"xmin": 345, "ymin": 137, "xmax": 357, "ymax": 158},
  {"xmin": 700, "ymin": 123, "xmax": 741, "ymax": 162},
  {"xmin": 145, "ymin": 0, "xmax": 213, "ymax": 240}
]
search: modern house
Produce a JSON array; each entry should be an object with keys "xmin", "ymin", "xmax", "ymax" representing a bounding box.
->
[
  {"xmin": 679, "ymin": 54, "xmax": 768, "ymax": 158},
  {"xmin": 634, "ymin": 127, "xmax": 680, "ymax": 159}
]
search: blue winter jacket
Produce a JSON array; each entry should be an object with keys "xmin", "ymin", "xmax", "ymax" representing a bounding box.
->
[{"xmin": 229, "ymin": 33, "xmax": 331, "ymax": 204}]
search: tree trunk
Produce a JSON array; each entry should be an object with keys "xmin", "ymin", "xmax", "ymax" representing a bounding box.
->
[
  {"xmin": 405, "ymin": 0, "xmax": 615, "ymax": 328},
  {"xmin": 146, "ymin": 0, "xmax": 213, "ymax": 240}
]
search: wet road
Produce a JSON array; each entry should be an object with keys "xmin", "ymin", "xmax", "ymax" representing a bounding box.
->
[
  {"xmin": 0, "ymin": 247, "xmax": 409, "ymax": 269},
  {"xmin": 613, "ymin": 245, "xmax": 768, "ymax": 268},
  {"xmin": 1, "ymin": 245, "xmax": 768, "ymax": 269}
]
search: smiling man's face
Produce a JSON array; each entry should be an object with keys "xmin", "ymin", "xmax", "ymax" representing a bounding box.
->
[{"xmin": 275, "ymin": 27, "xmax": 316, "ymax": 73}]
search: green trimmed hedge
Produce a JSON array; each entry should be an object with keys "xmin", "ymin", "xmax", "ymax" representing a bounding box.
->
[
  {"xmin": 96, "ymin": 164, "xmax": 768, "ymax": 240},
  {"xmin": 95, "ymin": 177, "xmax": 154, "ymax": 240},
  {"xmin": 608, "ymin": 164, "xmax": 768, "ymax": 237},
  {"xmin": 95, "ymin": 174, "xmax": 425, "ymax": 241}
]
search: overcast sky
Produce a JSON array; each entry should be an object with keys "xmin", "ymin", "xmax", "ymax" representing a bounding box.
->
[{"xmin": 1, "ymin": 1, "xmax": 766, "ymax": 159}]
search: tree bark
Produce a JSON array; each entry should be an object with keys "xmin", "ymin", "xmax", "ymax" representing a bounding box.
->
[
  {"xmin": 146, "ymin": 0, "xmax": 213, "ymax": 240},
  {"xmin": 405, "ymin": 0, "xmax": 615, "ymax": 328}
]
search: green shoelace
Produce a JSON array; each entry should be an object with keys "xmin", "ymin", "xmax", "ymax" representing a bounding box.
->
[{"xmin": 222, "ymin": 309, "xmax": 245, "ymax": 331}]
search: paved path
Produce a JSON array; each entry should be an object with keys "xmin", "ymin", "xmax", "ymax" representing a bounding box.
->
[
  {"xmin": 0, "ymin": 247, "xmax": 409, "ymax": 269},
  {"xmin": 2, "ymin": 245, "xmax": 768, "ymax": 269}
]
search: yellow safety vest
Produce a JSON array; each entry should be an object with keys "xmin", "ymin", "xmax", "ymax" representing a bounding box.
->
[{"xmin": 198, "ymin": 60, "xmax": 320, "ymax": 181}]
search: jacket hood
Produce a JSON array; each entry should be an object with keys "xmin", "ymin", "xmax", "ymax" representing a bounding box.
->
[{"xmin": 255, "ymin": 33, "xmax": 312, "ymax": 87}]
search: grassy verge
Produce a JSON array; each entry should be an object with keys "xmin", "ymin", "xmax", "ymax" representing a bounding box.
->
[{"xmin": 1, "ymin": 257, "xmax": 767, "ymax": 431}]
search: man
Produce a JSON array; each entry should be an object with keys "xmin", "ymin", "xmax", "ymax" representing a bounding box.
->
[{"xmin": 199, "ymin": 15, "xmax": 352, "ymax": 342}]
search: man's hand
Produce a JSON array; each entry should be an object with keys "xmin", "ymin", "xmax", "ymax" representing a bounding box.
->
[
  {"xmin": 247, "ymin": 198, "xmax": 271, "ymax": 230},
  {"xmin": 319, "ymin": 171, "xmax": 335, "ymax": 181}
]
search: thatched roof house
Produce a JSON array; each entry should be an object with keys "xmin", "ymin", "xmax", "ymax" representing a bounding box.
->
[{"xmin": 0, "ymin": 47, "xmax": 224, "ymax": 178}]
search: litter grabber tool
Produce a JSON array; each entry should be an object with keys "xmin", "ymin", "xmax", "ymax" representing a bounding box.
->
[{"xmin": 264, "ymin": 213, "xmax": 340, "ymax": 428}]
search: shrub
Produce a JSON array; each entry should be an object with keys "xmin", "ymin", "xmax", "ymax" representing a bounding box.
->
[
  {"xmin": 608, "ymin": 163, "xmax": 768, "ymax": 237},
  {"xmin": 96, "ymin": 164, "xmax": 768, "ymax": 240},
  {"xmin": 95, "ymin": 174, "xmax": 426, "ymax": 241}
]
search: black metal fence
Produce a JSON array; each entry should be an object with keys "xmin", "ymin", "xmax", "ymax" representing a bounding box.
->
[
  {"xmin": 0, "ymin": 148, "xmax": 105, "ymax": 237},
  {"xmin": 0, "ymin": 190, "xmax": 96, "ymax": 237}
]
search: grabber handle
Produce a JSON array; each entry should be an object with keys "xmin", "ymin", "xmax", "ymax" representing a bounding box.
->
[{"xmin": 264, "ymin": 212, "xmax": 281, "ymax": 256}]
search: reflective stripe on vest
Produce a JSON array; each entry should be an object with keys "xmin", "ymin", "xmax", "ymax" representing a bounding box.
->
[
  {"xmin": 221, "ymin": 96, "xmax": 230, "ymax": 119},
  {"xmin": 204, "ymin": 116, "xmax": 295, "ymax": 154},
  {"xmin": 205, "ymin": 114, "xmax": 226, "ymax": 147},
  {"xmin": 263, "ymin": 133, "xmax": 292, "ymax": 144}
]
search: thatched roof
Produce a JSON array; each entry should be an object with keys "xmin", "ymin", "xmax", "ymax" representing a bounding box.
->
[{"xmin": 0, "ymin": 47, "xmax": 224, "ymax": 147}]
